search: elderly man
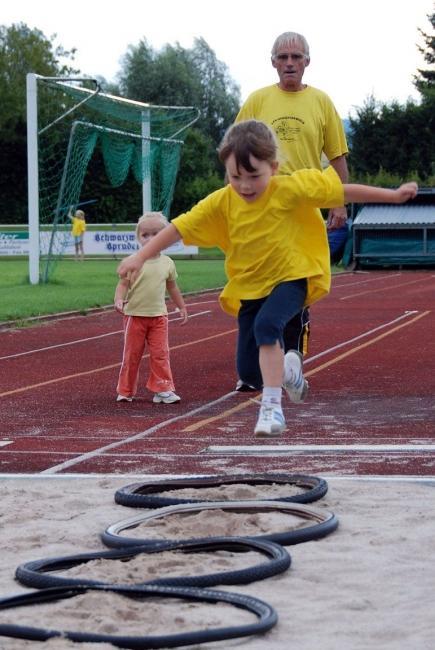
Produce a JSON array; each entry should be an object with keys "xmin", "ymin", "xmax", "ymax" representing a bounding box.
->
[{"xmin": 234, "ymin": 31, "xmax": 349, "ymax": 393}]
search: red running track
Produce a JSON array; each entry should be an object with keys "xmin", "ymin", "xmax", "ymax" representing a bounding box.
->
[{"xmin": 1, "ymin": 271, "xmax": 434, "ymax": 477}]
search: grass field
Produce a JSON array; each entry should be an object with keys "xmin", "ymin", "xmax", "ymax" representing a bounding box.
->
[
  {"xmin": 0, "ymin": 254, "xmax": 345, "ymax": 324},
  {"xmin": 0, "ymin": 255, "xmax": 227, "ymax": 323}
]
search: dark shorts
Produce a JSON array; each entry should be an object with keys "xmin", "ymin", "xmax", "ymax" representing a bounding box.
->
[{"xmin": 236, "ymin": 279, "xmax": 307, "ymax": 390}]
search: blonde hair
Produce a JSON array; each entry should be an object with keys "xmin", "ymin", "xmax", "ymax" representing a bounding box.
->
[
  {"xmin": 75, "ymin": 209, "xmax": 85, "ymax": 218},
  {"xmin": 135, "ymin": 211, "xmax": 168, "ymax": 240}
]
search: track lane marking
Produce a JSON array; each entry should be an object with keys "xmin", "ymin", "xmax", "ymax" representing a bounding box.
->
[
  {"xmin": 182, "ymin": 310, "xmax": 430, "ymax": 432},
  {"xmin": 0, "ymin": 327, "xmax": 237, "ymax": 398},
  {"xmin": 340, "ymin": 276, "xmax": 434, "ymax": 300},
  {"xmin": 203, "ymin": 444, "xmax": 435, "ymax": 454},
  {"xmin": 303, "ymin": 310, "xmax": 429, "ymax": 375},
  {"xmin": 332, "ymin": 272, "xmax": 402, "ymax": 289},
  {"xmin": 40, "ymin": 392, "xmax": 237, "ymax": 474},
  {"xmin": 303, "ymin": 311, "xmax": 418, "ymax": 365},
  {"xmin": 0, "ymin": 309, "xmax": 212, "ymax": 361},
  {"xmin": 1, "ymin": 474, "xmax": 434, "ymax": 482}
]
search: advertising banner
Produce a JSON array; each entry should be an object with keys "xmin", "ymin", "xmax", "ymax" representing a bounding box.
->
[{"xmin": 0, "ymin": 230, "xmax": 198, "ymax": 257}]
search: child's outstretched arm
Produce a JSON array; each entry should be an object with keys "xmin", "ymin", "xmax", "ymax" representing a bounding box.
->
[
  {"xmin": 166, "ymin": 280, "xmax": 188, "ymax": 324},
  {"xmin": 117, "ymin": 224, "xmax": 181, "ymax": 279},
  {"xmin": 344, "ymin": 182, "xmax": 418, "ymax": 205}
]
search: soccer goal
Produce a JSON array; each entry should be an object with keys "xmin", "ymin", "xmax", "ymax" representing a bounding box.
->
[{"xmin": 26, "ymin": 74, "xmax": 199, "ymax": 283}]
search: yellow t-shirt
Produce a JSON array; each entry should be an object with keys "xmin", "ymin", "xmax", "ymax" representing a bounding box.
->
[
  {"xmin": 71, "ymin": 217, "xmax": 86, "ymax": 237},
  {"xmin": 124, "ymin": 255, "xmax": 177, "ymax": 317},
  {"xmin": 235, "ymin": 85, "xmax": 348, "ymax": 174},
  {"xmin": 172, "ymin": 166, "xmax": 344, "ymax": 317}
]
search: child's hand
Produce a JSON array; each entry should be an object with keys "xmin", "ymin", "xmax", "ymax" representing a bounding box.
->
[
  {"xmin": 178, "ymin": 307, "xmax": 188, "ymax": 324},
  {"xmin": 114, "ymin": 298, "xmax": 127, "ymax": 314},
  {"xmin": 393, "ymin": 182, "xmax": 418, "ymax": 203},
  {"xmin": 117, "ymin": 254, "xmax": 141, "ymax": 281}
]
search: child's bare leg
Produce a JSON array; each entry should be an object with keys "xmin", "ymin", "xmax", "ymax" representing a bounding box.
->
[{"xmin": 258, "ymin": 341, "xmax": 284, "ymax": 387}]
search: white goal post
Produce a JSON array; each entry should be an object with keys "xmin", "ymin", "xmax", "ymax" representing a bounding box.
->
[{"xmin": 26, "ymin": 74, "xmax": 199, "ymax": 284}]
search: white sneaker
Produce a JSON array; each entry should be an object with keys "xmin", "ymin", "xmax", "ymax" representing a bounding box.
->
[
  {"xmin": 116, "ymin": 394, "xmax": 133, "ymax": 402},
  {"xmin": 153, "ymin": 391, "xmax": 181, "ymax": 404},
  {"xmin": 283, "ymin": 350, "xmax": 308, "ymax": 403},
  {"xmin": 254, "ymin": 405, "xmax": 286, "ymax": 438}
]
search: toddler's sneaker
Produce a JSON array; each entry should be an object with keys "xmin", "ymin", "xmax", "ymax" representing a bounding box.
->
[
  {"xmin": 283, "ymin": 350, "xmax": 308, "ymax": 403},
  {"xmin": 153, "ymin": 391, "xmax": 181, "ymax": 404},
  {"xmin": 116, "ymin": 394, "xmax": 133, "ymax": 402},
  {"xmin": 254, "ymin": 405, "xmax": 286, "ymax": 438}
]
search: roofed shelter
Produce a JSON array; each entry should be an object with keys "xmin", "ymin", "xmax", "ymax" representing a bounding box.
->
[{"xmin": 352, "ymin": 188, "xmax": 435, "ymax": 268}]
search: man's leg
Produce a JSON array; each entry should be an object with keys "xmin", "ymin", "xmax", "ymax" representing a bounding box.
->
[{"xmin": 282, "ymin": 307, "xmax": 310, "ymax": 355}]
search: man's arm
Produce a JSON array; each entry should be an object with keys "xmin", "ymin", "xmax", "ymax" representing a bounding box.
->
[{"xmin": 327, "ymin": 154, "xmax": 349, "ymax": 229}]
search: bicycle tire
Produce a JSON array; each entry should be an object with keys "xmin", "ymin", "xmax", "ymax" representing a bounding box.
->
[
  {"xmin": 15, "ymin": 536, "xmax": 291, "ymax": 590},
  {"xmin": 102, "ymin": 500, "xmax": 338, "ymax": 550},
  {"xmin": 115, "ymin": 472, "xmax": 328, "ymax": 508},
  {"xmin": 0, "ymin": 584, "xmax": 278, "ymax": 649}
]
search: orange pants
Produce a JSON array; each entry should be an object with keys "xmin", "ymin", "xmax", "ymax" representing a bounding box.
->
[{"xmin": 117, "ymin": 315, "xmax": 175, "ymax": 397}]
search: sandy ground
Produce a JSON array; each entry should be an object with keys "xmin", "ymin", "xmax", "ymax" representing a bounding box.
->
[{"xmin": 0, "ymin": 475, "xmax": 434, "ymax": 649}]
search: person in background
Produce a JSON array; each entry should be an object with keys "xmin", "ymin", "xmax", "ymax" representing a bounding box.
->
[
  {"xmin": 234, "ymin": 30, "xmax": 349, "ymax": 391},
  {"xmin": 114, "ymin": 212, "xmax": 188, "ymax": 405},
  {"xmin": 116, "ymin": 120, "xmax": 417, "ymax": 437},
  {"xmin": 69, "ymin": 208, "xmax": 86, "ymax": 261}
]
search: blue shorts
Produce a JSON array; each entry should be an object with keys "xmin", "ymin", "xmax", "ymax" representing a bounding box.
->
[
  {"xmin": 74, "ymin": 234, "xmax": 84, "ymax": 244},
  {"xmin": 236, "ymin": 279, "xmax": 307, "ymax": 390}
]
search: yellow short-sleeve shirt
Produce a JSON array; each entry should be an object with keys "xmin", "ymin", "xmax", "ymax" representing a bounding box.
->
[
  {"xmin": 235, "ymin": 85, "xmax": 348, "ymax": 174},
  {"xmin": 172, "ymin": 166, "xmax": 344, "ymax": 317}
]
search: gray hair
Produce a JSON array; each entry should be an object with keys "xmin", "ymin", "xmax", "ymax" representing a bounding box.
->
[{"xmin": 271, "ymin": 32, "xmax": 310, "ymax": 60}]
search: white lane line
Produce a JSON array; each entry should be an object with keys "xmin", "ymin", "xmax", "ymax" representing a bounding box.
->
[
  {"xmin": 203, "ymin": 444, "xmax": 435, "ymax": 454},
  {"xmin": 331, "ymin": 272, "xmax": 402, "ymax": 289},
  {"xmin": 1, "ymin": 474, "xmax": 434, "ymax": 483},
  {"xmin": 304, "ymin": 310, "xmax": 418, "ymax": 365},
  {"xmin": 40, "ymin": 391, "xmax": 237, "ymax": 475},
  {"xmin": 0, "ymin": 310, "xmax": 211, "ymax": 361},
  {"xmin": 0, "ymin": 440, "xmax": 12, "ymax": 447}
]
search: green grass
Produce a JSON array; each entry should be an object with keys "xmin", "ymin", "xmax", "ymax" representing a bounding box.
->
[
  {"xmin": 0, "ymin": 255, "xmax": 227, "ymax": 323},
  {"xmin": 0, "ymin": 253, "xmax": 344, "ymax": 324}
]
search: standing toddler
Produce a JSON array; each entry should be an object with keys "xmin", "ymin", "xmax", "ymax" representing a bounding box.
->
[{"xmin": 114, "ymin": 212, "xmax": 187, "ymax": 404}]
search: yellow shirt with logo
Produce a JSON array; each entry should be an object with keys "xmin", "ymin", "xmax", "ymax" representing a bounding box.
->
[
  {"xmin": 172, "ymin": 166, "xmax": 344, "ymax": 317},
  {"xmin": 235, "ymin": 85, "xmax": 348, "ymax": 174},
  {"xmin": 124, "ymin": 255, "xmax": 177, "ymax": 317}
]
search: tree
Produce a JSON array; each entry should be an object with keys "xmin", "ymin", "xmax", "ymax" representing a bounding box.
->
[
  {"xmin": 413, "ymin": 6, "xmax": 435, "ymax": 97},
  {"xmin": 0, "ymin": 23, "xmax": 77, "ymax": 222},
  {"xmin": 349, "ymin": 9, "xmax": 435, "ymax": 183},
  {"xmin": 118, "ymin": 37, "xmax": 241, "ymax": 215}
]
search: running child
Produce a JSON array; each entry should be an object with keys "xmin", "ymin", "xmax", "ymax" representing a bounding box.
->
[
  {"xmin": 117, "ymin": 120, "xmax": 418, "ymax": 436},
  {"xmin": 114, "ymin": 212, "xmax": 188, "ymax": 404}
]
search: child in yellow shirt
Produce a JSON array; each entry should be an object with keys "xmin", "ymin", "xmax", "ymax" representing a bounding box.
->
[
  {"xmin": 69, "ymin": 209, "xmax": 86, "ymax": 261},
  {"xmin": 117, "ymin": 120, "xmax": 417, "ymax": 437}
]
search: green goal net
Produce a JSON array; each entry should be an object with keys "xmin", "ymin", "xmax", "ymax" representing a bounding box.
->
[{"xmin": 27, "ymin": 75, "xmax": 199, "ymax": 283}]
